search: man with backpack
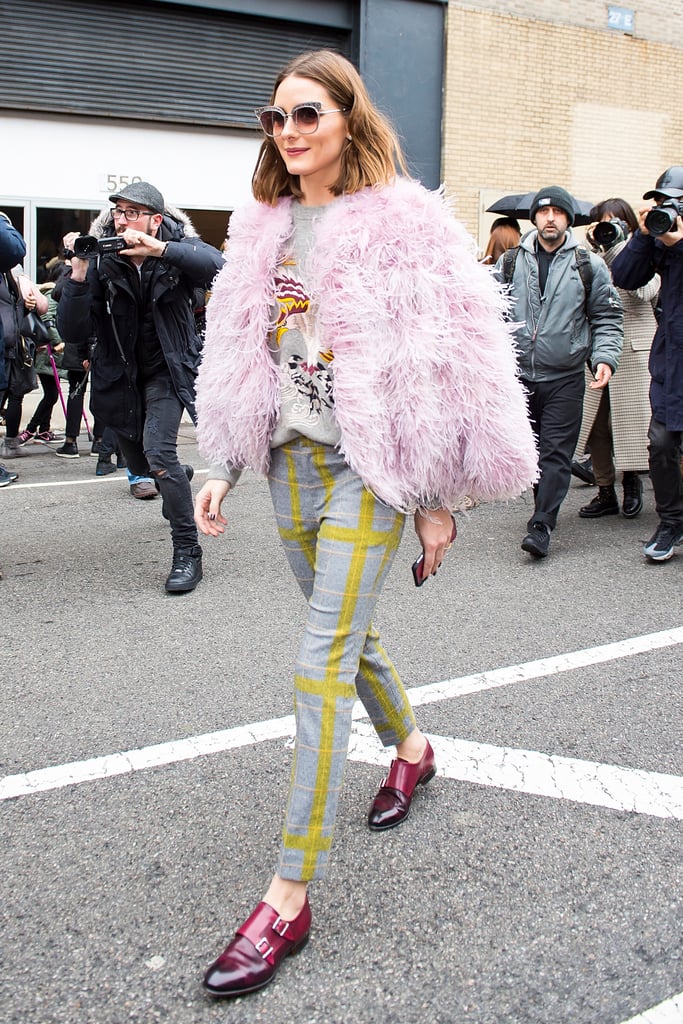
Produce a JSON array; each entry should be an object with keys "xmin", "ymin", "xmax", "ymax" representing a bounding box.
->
[{"xmin": 497, "ymin": 185, "xmax": 623, "ymax": 558}]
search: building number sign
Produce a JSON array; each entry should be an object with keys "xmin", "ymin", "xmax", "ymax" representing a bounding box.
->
[
  {"xmin": 607, "ymin": 6, "xmax": 634, "ymax": 33},
  {"xmin": 104, "ymin": 175, "xmax": 143, "ymax": 194}
]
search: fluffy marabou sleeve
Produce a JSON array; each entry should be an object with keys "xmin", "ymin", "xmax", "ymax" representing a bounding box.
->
[
  {"xmin": 310, "ymin": 180, "xmax": 538, "ymax": 511},
  {"xmin": 194, "ymin": 200, "xmax": 291, "ymax": 474}
]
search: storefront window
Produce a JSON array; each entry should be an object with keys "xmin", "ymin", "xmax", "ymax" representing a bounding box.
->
[{"xmin": 36, "ymin": 207, "xmax": 100, "ymax": 283}]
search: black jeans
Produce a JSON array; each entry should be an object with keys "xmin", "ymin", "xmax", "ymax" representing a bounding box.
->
[
  {"xmin": 115, "ymin": 370, "xmax": 198, "ymax": 551},
  {"xmin": 647, "ymin": 416, "xmax": 683, "ymax": 526},
  {"xmin": 27, "ymin": 372, "xmax": 60, "ymax": 433},
  {"xmin": 523, "ymin": 371, "xmax": 585, "ymax": 531},
  {"xmin": 64, "ymin": 369, "xmax": 87, "ymax": 439}
]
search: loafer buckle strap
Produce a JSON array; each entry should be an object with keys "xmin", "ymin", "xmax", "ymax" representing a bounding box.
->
[
  {"xmin": 272, "ymin": 915, "xmax": 290, "ymax": 937},
  {"xmin": 254, "ymin": 936, "xmax": 274, "ymax": 960},
  {"xmin": 237, "ymin": 900, "xmax": 311, "ymax": 965}
]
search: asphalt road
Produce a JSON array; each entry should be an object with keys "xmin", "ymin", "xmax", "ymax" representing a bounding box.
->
[{"xmin": 1, "ymin": 411, "xmax": 681, "ymax": 1024}]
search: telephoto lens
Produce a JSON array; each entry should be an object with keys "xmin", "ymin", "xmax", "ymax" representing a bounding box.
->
[
  {"xmin": 644, "ymin": 204, "xmax": 679, "ymax": 237},
  {"xmin": 592, "ymin": 221, "xmax": 621, "ymax": 248}
]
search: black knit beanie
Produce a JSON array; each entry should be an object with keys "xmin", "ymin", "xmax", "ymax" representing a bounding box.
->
[{"xmin": 529, "ymin": 186, "xmax": 575, "ymax": 227}]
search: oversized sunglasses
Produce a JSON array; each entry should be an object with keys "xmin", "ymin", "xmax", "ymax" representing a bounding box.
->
[{"xmin": 255, "ymin": 102, "xmax": 348, "ymax": 137}]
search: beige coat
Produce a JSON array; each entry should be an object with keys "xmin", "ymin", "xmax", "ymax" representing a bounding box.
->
[{"xmin": 576, "ymin": 241, "xmax": 659, "ymax": 472}]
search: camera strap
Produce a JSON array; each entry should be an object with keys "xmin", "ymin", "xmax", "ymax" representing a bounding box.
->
[{"xmin": 105, "ymin": 282, "xmax": 130, "ymax": 370}]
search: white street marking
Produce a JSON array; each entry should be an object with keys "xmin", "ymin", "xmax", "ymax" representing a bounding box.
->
[
  {"xmin": 2, "ymin": 622, "xmax": 679, "ymax": 806},
  {"xmin": 348, "ymin": 724, "xmax": 683, "ymax": 820},
  {"xmin": 617, "ymin": 991, "xmax": 683, "ymax": 1024}
]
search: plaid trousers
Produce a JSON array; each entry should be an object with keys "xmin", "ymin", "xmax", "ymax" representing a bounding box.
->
[{"xmin": 268, "ymin": 438, "xmax": 417, "ymax": 881}]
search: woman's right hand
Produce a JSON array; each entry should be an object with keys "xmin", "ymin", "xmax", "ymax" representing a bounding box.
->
[{"xmin": 194, "ymin": 479, "xmax": 230, "ymax": 536}]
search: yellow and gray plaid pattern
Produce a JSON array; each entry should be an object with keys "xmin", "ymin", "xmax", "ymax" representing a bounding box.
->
[{"xmin": 268, "ymin": 439, "xmax": 416, "ymax": 881}]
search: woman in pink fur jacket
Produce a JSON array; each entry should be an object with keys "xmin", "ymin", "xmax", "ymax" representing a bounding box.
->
[{"xmin": 194, "ymin": 50, "xmax": 537, "ymax": 999}]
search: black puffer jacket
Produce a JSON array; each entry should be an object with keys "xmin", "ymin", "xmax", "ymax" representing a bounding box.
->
[{"xmin": 57, "ymin": 207, "xmax": 223, "ymax": 439}]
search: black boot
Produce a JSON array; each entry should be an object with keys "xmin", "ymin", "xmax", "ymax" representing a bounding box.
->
[
  {"xmin": 621, "ymin": 473, "xmax": 643, "ymax": 518},
  {"xmin": 579, "ymin": 485, "xmax": 619, "ymax": 518},
  {"xmin": 165, "ymin": 545, "xmax": 203, "ymax": 594}
]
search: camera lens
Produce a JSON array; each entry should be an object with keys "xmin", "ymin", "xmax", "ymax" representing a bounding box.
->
[
  {"xmin": 72, "ymin": 235, "xmax": 99, "ymax": 258},
  {"xmin": 592, "ymin": 221, "xmax": 619, "ymax": 247},
  {"xmin": 645, "ymin": 206, "xmax": 677, "ymax": 237}
]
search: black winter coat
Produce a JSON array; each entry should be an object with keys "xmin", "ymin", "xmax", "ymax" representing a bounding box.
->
[
  {"xmin": 611, "ymin": 230, "xmax": 683, "ymax": 431},
  {"xmin": 57, "ymin": 212, "xmax": 223, "ymax": 439}
]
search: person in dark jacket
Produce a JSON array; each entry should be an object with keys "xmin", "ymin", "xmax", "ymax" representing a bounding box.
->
[
  {"xmin": 611, "ymin": 166, "xmax": 683, "ymax": 562},
  {"xmin": 0, "ymin": 212, "xmax": 26, "ymax": 490},
  {"xmin": 57, "ymin": 182, "xmax": 224, "ymax": 592},
  {"xmin": 496, "ymin": 185, "xmax": 623, "ymax": 559}
]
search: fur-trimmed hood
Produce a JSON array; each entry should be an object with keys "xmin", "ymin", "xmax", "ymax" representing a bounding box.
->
[
  {"xmin": 89, "ymin": 205, "xmax": 199, "ymax": 241},
  {"xmin": 196, "ymin": 178, "xmax": 538, "ymax": 511}
]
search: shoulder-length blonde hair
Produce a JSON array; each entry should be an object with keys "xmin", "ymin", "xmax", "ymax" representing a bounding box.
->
[{"xmin": 252, "ymin": 49, "xmax": 408, "ymax": 205}]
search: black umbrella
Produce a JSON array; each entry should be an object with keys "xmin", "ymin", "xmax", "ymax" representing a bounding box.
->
[{"xmin": 487, "ymin": 191, "xmax": 594, "ymax": 226}]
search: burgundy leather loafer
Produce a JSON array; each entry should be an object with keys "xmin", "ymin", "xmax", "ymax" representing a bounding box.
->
[
  {"xmin": 203, "ymin": 897, "xmax": 311, "ymax": 998},
  {"xmin": 368, "ymin": 739, "xmax": 436, "ymax": 831}
]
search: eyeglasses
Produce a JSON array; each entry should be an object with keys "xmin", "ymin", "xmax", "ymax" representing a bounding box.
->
[
  {"xmin": 255, "ymin": 102, "xmax": 348, "ymax": 138},
  {"xmin": 111, "ymin": 207, "xmax": 156, "ymax": 222}
]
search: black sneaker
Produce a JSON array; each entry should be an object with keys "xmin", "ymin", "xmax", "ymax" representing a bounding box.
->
[
  {"xmin": 579, "ymin": 486, "xmax": 619, "ymax": 518},
  {"xmin": 96, "ymin": 459, "xmax": 117, "ymax": 476},
  {"xmin": 643, "ymin": 523, "xmax": 683, "ymax": 562},
  {"xmin": 165, "ymin": 546, "xmax": 203, "ymax": 594},
  {"xmin": 521, "ymin": 522, "xmax": 551, "ymax": 558},
  {"xmin": 55, "ymin": 441, "xmax": 79, "ymax": 459}
]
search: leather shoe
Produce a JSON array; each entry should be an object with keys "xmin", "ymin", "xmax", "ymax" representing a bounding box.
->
[
  {"xmin": 203, "ymin": 898, "xmax": 312, "ymax": 998},
  {"xmin": 621, "ymin": 473, "xmax": 643, "ymax": 518},
  {"xmin": 521, "ymin": 521, "xmax": 551, "ymax": 558},
  {"xmin": 571, "ymin": 456, "xmax": 595, "ymax": 486},
  {"xmin": 368, "ymin": 739, "xmax": 436, "ymax": 831},
  {"xmin": 165, "ymin": 545, "xmax": 202, "ymax": 593},
  {"xmin": 130, "ymin": 480, "xmax": 158, "ymax": 500}
]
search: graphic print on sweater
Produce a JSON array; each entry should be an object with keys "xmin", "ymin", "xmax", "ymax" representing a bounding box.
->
[{"xmin": 273, "ymin": 259, "xmax": 334, "ymax": 432}]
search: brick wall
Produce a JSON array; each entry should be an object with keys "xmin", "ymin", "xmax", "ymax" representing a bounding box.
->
[
  {"xmin": 450, "ymin": 0, "xmax": 683, "ymax": 47},
  {"xmin": 442, "ymin": 2, "xmax": 683, "ymax": 249}
]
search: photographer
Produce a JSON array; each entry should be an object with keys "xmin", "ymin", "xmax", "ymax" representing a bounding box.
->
[
  {"xmin": 574, "ymin": 198, "xmax": 659, "ymax": 521},
  {"xmin": 57, "ymin": 182, "xmax": 224, "ymax": 593},
  {"xmin": 611, "ymin": 166, "xmax": 683, "ymax": 562}
]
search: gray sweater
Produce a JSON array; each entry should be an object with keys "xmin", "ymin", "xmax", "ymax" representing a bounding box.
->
[{"xmin": 208, "ymin": 200, "xmax": 341, "ymax": 486}]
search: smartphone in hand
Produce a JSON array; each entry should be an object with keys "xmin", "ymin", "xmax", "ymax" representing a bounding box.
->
[{"xmin": 412, "ymin": 518, "xmax": 457, "ymax": 587}]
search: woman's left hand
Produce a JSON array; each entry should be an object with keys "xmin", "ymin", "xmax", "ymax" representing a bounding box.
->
[{"xmin": 414, "ymin": 507, "xmax": 455, "ymax": 579}]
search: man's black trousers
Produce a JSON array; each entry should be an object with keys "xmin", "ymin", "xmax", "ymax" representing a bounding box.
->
[{"xmin": 522, "ymin": 370, "xmax": 585, "ymax": 531}]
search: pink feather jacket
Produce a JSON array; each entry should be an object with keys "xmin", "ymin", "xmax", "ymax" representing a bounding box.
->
[{"xmin": 195, "ymin": 178, "xmax": 538, "ymax": 512}]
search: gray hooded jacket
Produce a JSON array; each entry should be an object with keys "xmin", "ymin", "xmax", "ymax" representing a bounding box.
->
[{"xmin": 497, "ymin": 228, "xmax": 623, "ymax": 382}]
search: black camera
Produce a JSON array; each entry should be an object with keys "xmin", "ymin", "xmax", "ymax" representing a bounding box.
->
[
  {"xmin": 63, "ymin": 234, "xmax": 128, "ymax": 260},
  {"xmin": 644, "ymin": 199, "xmax": 683, "ymax": 237},
  {"xmin": 589, "ymin": 219, "xmax": 628, "ymax": 249}
]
